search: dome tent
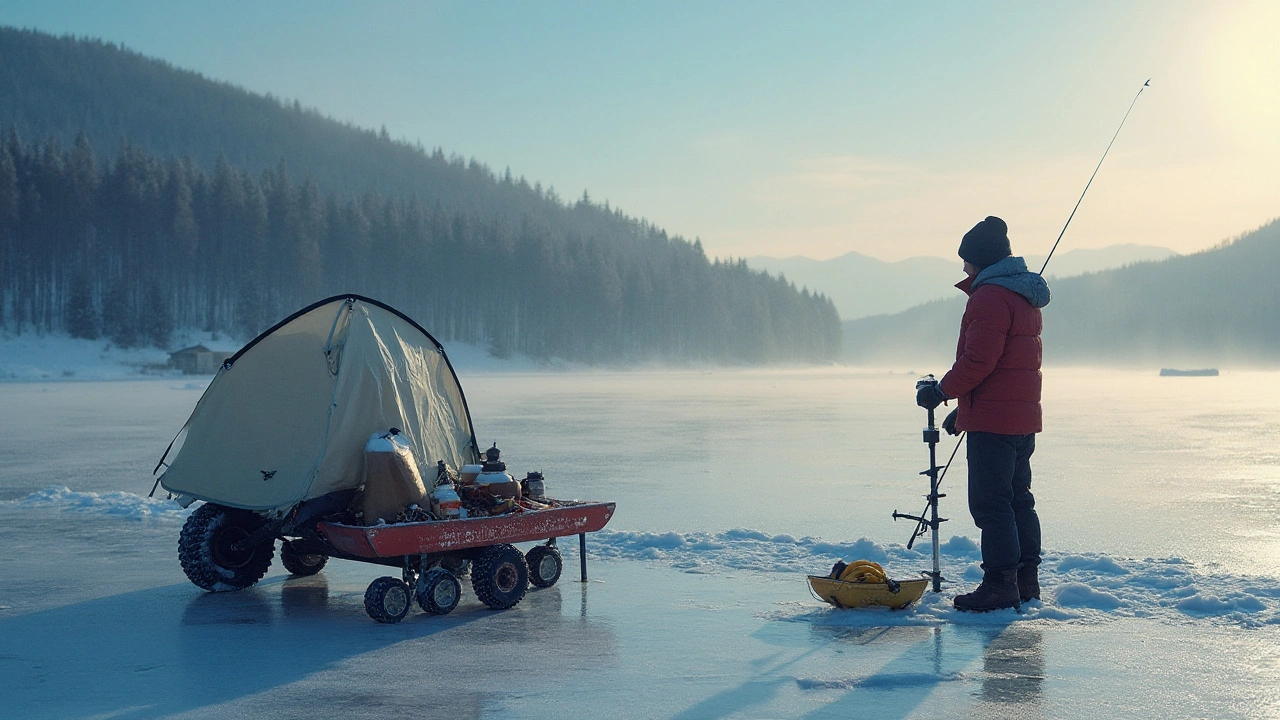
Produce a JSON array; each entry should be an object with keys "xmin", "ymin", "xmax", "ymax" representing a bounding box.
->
[{"xmin": 157, "ymin": 296, "xmax": 480, "ymax": 514}]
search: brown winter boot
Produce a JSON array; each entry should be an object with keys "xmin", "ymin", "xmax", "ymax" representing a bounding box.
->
[
  {"xmin": 953, "ymin": 569, "xmax": 1020, "ymax": 612},
  {"xmin": 1017, "ymin": 564, "xmax": 1040, "ymax": 602}
]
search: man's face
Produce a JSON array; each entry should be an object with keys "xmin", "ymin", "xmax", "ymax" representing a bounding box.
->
[{"xmin": 963, "ymin": 261, "xmax": 979, "ymax": 278}]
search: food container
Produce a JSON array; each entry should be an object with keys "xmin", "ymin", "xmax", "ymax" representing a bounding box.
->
[
  {"xmin": 521, "ymin": 472, "xmax": 545, "ymax": 499},
  {"xmin": 429, "ymin": 483, "xmax": 462, "ymax": 520},
  {"xmin": 460, "ymin": 464, "xmax": 484, "ymax": 484},
  {"xmin": 475, "ymin": 469, "xmax": 522, "ymax": 500}
]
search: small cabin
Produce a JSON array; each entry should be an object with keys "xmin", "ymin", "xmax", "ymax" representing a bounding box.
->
[{"xmin": 168, "ymin": 345, "xmax": 234, "ymax": 375}]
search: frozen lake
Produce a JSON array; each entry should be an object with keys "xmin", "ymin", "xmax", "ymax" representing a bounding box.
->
[{"xmin": 2, "ymin": 366, "xmax": 1280, "ymax": 718}]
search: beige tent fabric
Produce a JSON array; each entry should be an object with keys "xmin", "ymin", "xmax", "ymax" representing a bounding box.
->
[
  {"xmin": 313, "ymin": 303, "xmax": 477, "ymax": 501},
  {"xmin": 159, "ymin": 297, "xmax": 479, "ymax": 513}
]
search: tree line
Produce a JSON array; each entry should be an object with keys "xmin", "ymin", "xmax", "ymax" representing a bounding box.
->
[{"xmin": 0, "ymin": 129, "xmax": 841, "ymax": 364}]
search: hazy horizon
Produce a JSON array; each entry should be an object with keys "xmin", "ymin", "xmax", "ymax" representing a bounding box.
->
[
  {"xmin": 3, "ymin": 2, "xmax": 1278, "ymax": 263},
  {"xmin": 746, "ymin": 241, "xmax": 1181, "ymax": 264}
]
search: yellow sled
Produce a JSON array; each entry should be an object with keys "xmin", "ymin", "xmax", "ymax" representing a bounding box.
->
[{"xmin": 807, "ymin": 575, "xmax": 929, "ymax": 610}]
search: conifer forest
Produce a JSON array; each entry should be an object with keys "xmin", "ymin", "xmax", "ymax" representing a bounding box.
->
[
  {"xmin": 0, "ymin": 29, "xmax": 840, "ymax": 364},
  {"xmin": 0, "ymin": 130, "xmax": 840, "ymax": 363}
]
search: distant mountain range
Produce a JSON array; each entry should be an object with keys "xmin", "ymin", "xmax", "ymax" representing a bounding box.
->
[
  {"xmin": 748, "ymin": 244, "xmax": 1178, "ymax": 321},
  {"xmin": 841, "ymin": 219, "xmax": 1280, "ymax": 366}
]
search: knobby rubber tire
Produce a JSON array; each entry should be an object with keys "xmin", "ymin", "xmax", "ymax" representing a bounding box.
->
[
  {"xmin": 416, "ymin": 567, "xmax": 462, "ymax": 615},
  {"xmin": 179, "ymin": 503, "xmax": 274, "ymax": 592},
  {"xmin": 364, "ymin": 576, "xmax": 412, "ymax": 623},
  {"xmin": 471, "ymin": 543, "xmax": 528, "ymax": 610},
  {"xmin": 280, "ymin": 540, "xmax": 327, "ymax": 576},
  {"xmin": 525, "ymin": 545, "xmax": 563, "ymax": 588}
]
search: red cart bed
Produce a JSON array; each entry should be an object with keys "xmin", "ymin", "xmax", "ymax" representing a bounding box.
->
[{"xmin": 318, "ymin": 500, "xmax": 616, "ymax": 558}]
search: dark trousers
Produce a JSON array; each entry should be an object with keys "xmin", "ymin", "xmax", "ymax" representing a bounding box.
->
[{"xmin": 966, "ymin": 431, "xmax": 1041, "ymax": 573}]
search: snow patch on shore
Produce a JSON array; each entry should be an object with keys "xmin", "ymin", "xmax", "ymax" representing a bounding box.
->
[
  {"xmin": 0, "ymin": 331, "xmax": 554, "ymax": 382},
  {"xmin": 0, "ymin": 333, "xmax": 176, "ymax": 380}
]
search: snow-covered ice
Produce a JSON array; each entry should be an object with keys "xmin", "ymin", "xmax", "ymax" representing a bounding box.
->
[{"xmin": 3, "ymin": 362, "xmax": 1280, "ymax": 718}]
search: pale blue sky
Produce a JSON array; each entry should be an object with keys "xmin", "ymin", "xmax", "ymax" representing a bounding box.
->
[{"xmin": 3, "ymin": 1, "xmax": 1277, "ymax": 261}]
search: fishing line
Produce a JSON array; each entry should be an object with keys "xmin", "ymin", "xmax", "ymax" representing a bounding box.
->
[{"xmin": 1040, "ymin": 79, "xmax": 1150, "ymax": 275}]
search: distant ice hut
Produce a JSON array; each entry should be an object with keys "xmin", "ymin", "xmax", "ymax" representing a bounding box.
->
[{"xmin": 168, "ymin": 345, "xmax": 234, "ymax": 375}]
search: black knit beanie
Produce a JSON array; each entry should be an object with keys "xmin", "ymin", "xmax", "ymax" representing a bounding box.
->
[{"xmin": 958, "ymin": 216, "xmax": 1011, "ymax": 270}]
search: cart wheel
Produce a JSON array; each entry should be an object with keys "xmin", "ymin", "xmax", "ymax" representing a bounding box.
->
[
  {"xmin": 280, "ymin": 541, "xmax": 327, "ymax": 576},
  {"xmin": 364, "ymin": 577, "xmax": 412, "ymax": 623},
  {"xmin": 472, "ymin": 544, "xmax": 528, "ymax": 610},
  {"xmin": 179, "ymin": 503, "xmax": 274, "ymax": 592},
  {"xmin": 416, "ymin": 567, "xmax": 462, "ymax": 615},
  {"xmin": 526, "ymin": 545, "xmax": 563, "ymax": 588}
]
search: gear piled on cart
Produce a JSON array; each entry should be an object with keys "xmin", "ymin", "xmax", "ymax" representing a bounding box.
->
[
  {"xmin": 350, "ymin": 431, "xmax": 561, "ymax": 527},
  {"xmin": 153, "ymin": 295, "xmax": 615, "ymax": 623}
]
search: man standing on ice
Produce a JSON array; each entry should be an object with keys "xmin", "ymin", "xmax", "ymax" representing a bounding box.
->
[{"xmin": 915, "ymin": 216, "xmax": 1051, "ymax": 612}]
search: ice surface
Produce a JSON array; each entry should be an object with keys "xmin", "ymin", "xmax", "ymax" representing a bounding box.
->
[{"xmin": 3, "ymin": 367, "xmax": 1280, "ymax": 718}]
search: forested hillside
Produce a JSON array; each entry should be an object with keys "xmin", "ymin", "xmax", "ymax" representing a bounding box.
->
[
  {"xmin": 0, "ymin": 27, "xmax": 559, "ymax": 223},
  {"xmin": 0, "ymin": 29, "xmax": 840, "ymax": 363},
  {"xmin": 843, "ymin": 219, "xmax": 1280, "ymax": 367}
]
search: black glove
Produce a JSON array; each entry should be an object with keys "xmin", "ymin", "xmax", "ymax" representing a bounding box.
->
[
  {"xmin": 915, "ymin": 380, "xmax": 947, "ymax": 410},
  {"xmin": 942, "ymin": 408, "xmax": 959, "ymax": 435}
]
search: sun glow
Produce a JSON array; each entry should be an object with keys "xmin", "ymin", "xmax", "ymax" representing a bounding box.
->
[{"xmin": 1203, "ymin": 2, "xmax": 1280, "ymax": 148}]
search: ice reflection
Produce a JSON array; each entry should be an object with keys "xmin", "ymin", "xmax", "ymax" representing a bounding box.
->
[
  {"xmin": 793, "ymin": 619, "xmax": 1048, "ymax": 716},
  {"xmin": 979, "ymin": 625, "xmax": 1045, "ymax": 709},
  {"xmin": 280, "ymin": 574, "xmax": 330, "ymax": 617},
  {"xmin": 180, "ymin": 585, "xmax": 273, "ymax": 626},
  {"xmin": 805, "ymin": 623, "xmax": 932, "ymax": 647}
]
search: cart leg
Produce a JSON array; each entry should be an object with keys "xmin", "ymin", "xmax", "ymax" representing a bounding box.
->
[
  {"xmin": 402, "ymin": 557, "xmax": 418, "ymax": 587},
  {"xmin": 579, "ymin": 532, "xmax": 588, "ymax": 582}
]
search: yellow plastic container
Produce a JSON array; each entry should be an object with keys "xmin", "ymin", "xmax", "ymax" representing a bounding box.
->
[{"xmin": 807, "ymin": 575, "xmax": 929, "ymax": 610}]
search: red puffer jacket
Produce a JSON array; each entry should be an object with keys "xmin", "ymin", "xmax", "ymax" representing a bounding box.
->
[{"xmin": 939, "ymin": 271, "xmax": 1046, "ymax": 435}]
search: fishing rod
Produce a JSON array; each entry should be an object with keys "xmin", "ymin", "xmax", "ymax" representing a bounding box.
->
[
  {"xmin": 1040, "ymin": 79, "xmax": 1150, "ymax": 275},
  {"xmin": 894, "ymin": 80, "xmax": 1151, "ymax": 593}
]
